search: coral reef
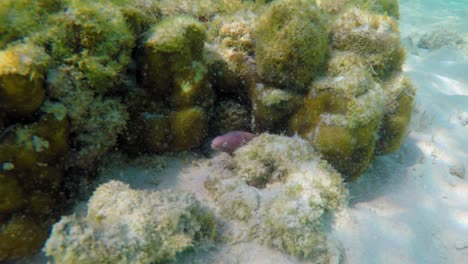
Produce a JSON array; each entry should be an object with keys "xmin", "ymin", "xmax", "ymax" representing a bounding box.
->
[
  {"xmin": 205, "ymin": 134, "xmax": 347, "ymax": 259},
  {"xmin": 44, "ymin": 180, "xmax": 217, "ymax": 264},
  {"xmin": 286, "ymin": 5, "xmax": 413, "ymax": 179},
  {"xmin": 206, "ymin": 9, "xmax": 257, "ymax": 93},
  {"xmin": 0, "ymin": 0, "xmax": 147, "ymax": 259},
  {"xmin": 132, "ymin": 15, "xmax": 215, "ymax": 152},
  {"xmin": 0, "ymin": 0, "xmax": 414, "ymax": 259}
]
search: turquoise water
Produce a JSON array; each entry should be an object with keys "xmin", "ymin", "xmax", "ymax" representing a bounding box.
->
[{"xmin": 400, "ymin": 0, "xmax": 468, "ymax": 34}]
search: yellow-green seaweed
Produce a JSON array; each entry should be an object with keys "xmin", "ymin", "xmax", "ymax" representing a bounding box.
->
[
  {"xmin": 170, "ymin": 107, "xmax": 208, "ymax": 151},
  {"xmin": 331, "ymin": 7, "xmax": 405, "ymax": 80},
  {"xmin": 0, "ymin": 214, "xmax": 50, "ymax": 261},
  {"xmin": 376, "ymin": 74, "xmax": 416, "ymax": 154},
  {"xmin": 0, "ymin": 41, "xmax": 50, "ymax": 116},
  {"xmin": 255, "ymin": 0, "xmax": 330, "ymax": 90}
]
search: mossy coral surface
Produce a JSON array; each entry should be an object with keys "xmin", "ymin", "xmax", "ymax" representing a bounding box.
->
[
  {"xmin": 44, "ymin": 180, "xmax": 217, "ymax": 264},
  {"xmin": 249, "ymin": 83, "xmax": 302, "ymax": 132},
  {"xmin": 170, "ymin": 107, "xmax": 208, "ymax": 151},
  {"xmin": 206, "ymin": 134, "xmax": 347, "ymax": 259},
  {"xmin": 288, "ymin": 52, "xmax": 386, "ymax": 179},
  {"xmin": 317, "ymin": 0, "xmax": 399, "ymax": 17},
  {"xmin": 139, "ymin": 15, "xmax": 207, "ymax": 96},
  {"xmin": 331, "ymin": 7, "xmax": 405, "ymax": 80},
  {"xmin": 0, "ymin": 104, "xmax": 69, "ymax": 260},
  {"xmin": 255, "ymin": 0, "xmax": 330, "ymax": 91},
  {"xmin": 376, "ymin": 74, "xmax": 416, "ymax": 154}
]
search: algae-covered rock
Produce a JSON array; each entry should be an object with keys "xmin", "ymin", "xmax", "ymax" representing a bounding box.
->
[
  {"xmin": 105, "ymin": 0, "xmax": 161, "ymax": 35},
  {"xmin": 157, "ymin": 0, "xmax": 252, "ymax": 19},
  {"xmin": 331, "ymin": 7, "xmax": 405, "ymax": 80},
  {"xmin": 317, "ymin": 0, "xmax": 399, "ymax": 17},
  {"xmin": 44, "ymin": 180, "xmax": 217, "ymax": 264},
  {"xmin": 206, "ymin": 10, "xmax": 257, "ymax": 92},
  {"xmin": 0, "ymin": 0, "xmax": 61, "ymax": 48},
  {"xmin": 206, "ymin": 134, "xmax": 347, "ymax": 259},
  {"xmin": 362, "ymin": 0, "xmax": 400, "ymax": 18},
  {"xmin": 67, "ymin": 96, "xmax": 128, "ymax": 168},
  {"xmin": 0, "ymin": 214, "xmax": 51, "ymax": 261},
  {"xmin": 249, "ymin": 83, "xmax": 302, "ymax": 132},
  {"xmin": 210, "ymin": 100, "xmax": 252, "ymax": 135},
  {"xmin": 0, "ymin": 109, "xmax": 68, "ymax": 207},
  {"xmin": 316, "ymin": 0, "xmax": 351, "ymax": 14},
  {"xmin": 0, "ymin": 173, "xmax": 25, "ymax": 214},
  {"xmin": 125, "ymin": 111, "xmax": 172, "ymax": 154},
  {"xmin": 44, "ymin": 0, "xmax": 135, "ymax": 93},
  {"xmin": 170, "ymin": 61, "xmax": 214, "ymax": 109},
  {"xmin": 170, "ymin": 107, "xmax": 208, "ymax": 151},
  {"xmin": 376, "ymin": 74, "xmax": 416, "ymax": 154},
  {"xmin": 417, "ymin": 29, "xmax": 466, "ymax": 50},
  {"xmin": 0, "ymin": 41, "xmax": 50, "ymax": 116},
  {"xmin": 255, "ymin": 0, "xmax": 330, "ymax": 91},
  {"xmin": 139, "ymin": 15, "xmax": 207, "ymax": 96},
  {"xmin": 288, "ymin": 54, "xmax": 386, "ymax": 179},
  {"xmin": 0, "ymin": 105, "xmax": 69, "ymax": 174},
  {"xmin": 0, "ymin": 104, "xmax": 70, "ymax": 261},
  {"xmin": 137, "ymin": 15, "xmax": 215, "ymax": 139},
  {"xmin": 121, "ymin": 88, "xmax": 171, "ymax": 154}
]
